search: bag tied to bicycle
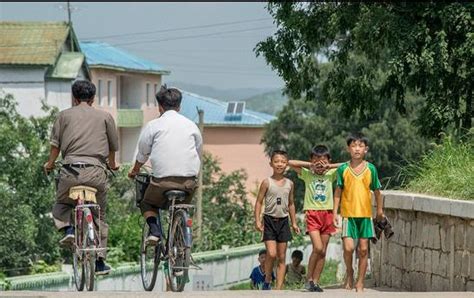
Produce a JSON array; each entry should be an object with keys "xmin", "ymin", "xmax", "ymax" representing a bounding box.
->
[{"xmin": 69, "ymin": 186, "xmax": 98, "ymax": 203}]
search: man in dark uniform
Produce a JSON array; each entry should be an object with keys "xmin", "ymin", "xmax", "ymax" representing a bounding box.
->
[{"xmin": 44, "ymin": 80, "xmax": 119, "ymax": 275}]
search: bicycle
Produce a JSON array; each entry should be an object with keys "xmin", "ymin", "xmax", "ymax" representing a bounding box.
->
[
  {"xmin": 135, "ymin": 173, "xmax": 199, "ymax": 292},
  {"xmin": 48, "ymin": 162, "xmax": 106, "ymax": 291}
]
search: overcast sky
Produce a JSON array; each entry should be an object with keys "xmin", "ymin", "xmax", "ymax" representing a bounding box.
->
[{"xmin": 0, "ymin": 2, "xmax": 284, "ymax": 89}]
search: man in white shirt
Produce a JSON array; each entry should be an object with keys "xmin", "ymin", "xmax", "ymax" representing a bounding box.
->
[{"xmin": 128, "ymin": 86, "xmax": 202, "ymax": 244}]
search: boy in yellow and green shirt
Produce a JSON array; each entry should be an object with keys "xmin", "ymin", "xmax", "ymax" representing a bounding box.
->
[{"xmin": 333, "ymin": 132, "xmax": 384, "ymax": 293}]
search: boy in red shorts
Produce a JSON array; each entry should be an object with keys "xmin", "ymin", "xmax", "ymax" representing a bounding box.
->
[{"xmin": 289, "ymin": 145, "xmax": 341, "ymax": 292}]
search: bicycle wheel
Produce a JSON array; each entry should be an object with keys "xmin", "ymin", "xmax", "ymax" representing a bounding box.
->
[
  {"xmin": 72, "ymin": 248, "xmax": 85, "ymax": 291},
  {"xmin": 73, "ymin": 213, "xmax": 85, "ymax": 291},
  {"xmin": 83, "ymin": 209, "xmax": 96, "ymax": 291},
  {"xmin": 140, "ymin": 220, "xmax": 161, "ymax": 291},
  {"xmin": 167, "ymin": 209, "xmax": 191, "ymax": 292}
]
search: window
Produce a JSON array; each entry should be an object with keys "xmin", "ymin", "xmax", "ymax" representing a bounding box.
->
[
  {"xmin": 153, "ymin": 84, "xmax": 158, "ymax": 106},
  {"xmin": 107, "ymin": 81, "xmax": 112, "ymax": 107},
  {"xmin": 97, "ymin": 79, "xmax": 103, "ymax": 106},
  {"xmin": 146, "ymin": 83, "xmax": 151, "ymax": 106}
]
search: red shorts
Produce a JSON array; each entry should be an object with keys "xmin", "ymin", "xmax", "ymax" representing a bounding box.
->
[{"xmin": 305, "ymin": 210, "xmax": 336, "ymax": 235}]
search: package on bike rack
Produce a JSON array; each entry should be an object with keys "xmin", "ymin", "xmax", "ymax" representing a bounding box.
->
[{"xmin": 135, "ymin": 174, "xmax": 150, "ymax": 207}]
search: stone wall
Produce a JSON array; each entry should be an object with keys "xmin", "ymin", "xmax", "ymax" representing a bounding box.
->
[{"xmin": 371, "ymin": 191, "xmax": 474, "ymax": 291}]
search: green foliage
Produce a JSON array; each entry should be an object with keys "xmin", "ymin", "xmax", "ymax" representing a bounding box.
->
[
  {"xmin": 195, "ymin": 153, "xmax": 260, "ymax": 251},
  {"xmin": 402, "ymin": 133, "xmax": 474, "ymax": 200},
  {"xmin": 30, "ymin": 260, "xmax": 61, "ymax": 274},
  {"xmin": 0, "ymin": 92, "xmax": 61, "ymax": 276},
  {"xmin": 256, "ymin": 2, "xmax": 473, "ymax": 137}
]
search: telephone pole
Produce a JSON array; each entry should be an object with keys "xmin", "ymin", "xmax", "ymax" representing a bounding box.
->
[{"xmin": 196, "ymin": 108, "xmax": 204, "ymax": 241}]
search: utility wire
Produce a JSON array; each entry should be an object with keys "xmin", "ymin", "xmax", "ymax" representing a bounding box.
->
[
  {"xmin": 112, "ymin": 26, "xmax": 274, "ymax": 47},
  {"xmin": 82, "ymin": 17, "xmax": 273, "ymax": 40}
]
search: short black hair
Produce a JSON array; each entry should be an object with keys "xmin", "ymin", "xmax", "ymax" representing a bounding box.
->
[
  {"xmin": 156, "ymin": 85, "xmax": 182, "ymax": 110},
  {"xmin": 72, "ymin": 80, "xmax": 96, "ymax": 101},
  {"xmin": 270, "ymin": 149, "xmax": 289, "ymax": 161},
  {"xmin": 258, "ymin": 249, "xmax": 267, "ymax": 256},
  {"xmin": 310, "ymin": 145, "xmax": 331, "ymax": 159},
  {"xmin": 291, "ymin": 250, "xmax": 303, "ymax": 261},
  {"xmin": 346, "ymin": 132, "xmax": 369, "ymax": 146}
]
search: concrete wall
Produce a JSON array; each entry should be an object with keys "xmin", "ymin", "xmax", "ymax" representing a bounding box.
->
[
  {"xmin": 372, "ymin": 191, "xmax": 474, "ymax": 291},
  {"xmin": 90, "ymin": 69, "xmax": 162, "ymax": 163},
  {"xmin": 203, "ymin": 127, "xmax": 272, "ymax": 200},
  {"xmin": 2, "ymin": 241, "xmax": 342, "ymax": 291},
  {"xmin": 0, "ymin": 67, "xmax": 47, "ymax": 117}
]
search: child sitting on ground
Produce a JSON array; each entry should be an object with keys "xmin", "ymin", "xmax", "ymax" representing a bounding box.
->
[{"xmin": 285, "ymin": 250, "xmax": 306, "ymax": 286}]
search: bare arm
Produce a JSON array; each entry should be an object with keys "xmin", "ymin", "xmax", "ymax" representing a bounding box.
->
[
  {"xmin": 108, "ymin": 151, "xmax": 119, "ymax": 170},
  {"xmin": 254, "ymin": 179, "xmax": 269, "ymax": 232},
  {"xmin": 43, "ymin": 145, "xmax": 60, "ymax": 173},
  {"xmin": 333, "ymin": 187, "xmax": 342, "ymax": 227},
  {"xmin": 288, "ymin": 160, "xmax": 312, "ymax": 175},
  {"xmin": 128, "ymin": 160, "xmax": 145, "ymax": 179},
  {"xmin": 373, "ymin": 189, "xmax": 384, "ymax": 220},
  {"xmin": 288, "ymin": 181, "xmax": 300, "ymax": 234}
]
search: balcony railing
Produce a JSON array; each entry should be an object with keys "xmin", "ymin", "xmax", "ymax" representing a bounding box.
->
[{"xmin": 117, "ymin": 109, "xmax": 143, "ymax": 127}]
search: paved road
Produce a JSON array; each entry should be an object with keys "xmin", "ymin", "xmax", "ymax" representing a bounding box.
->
[{"xmin": 0, "ymin": 289, "xmax": 472, "ymax": 298}]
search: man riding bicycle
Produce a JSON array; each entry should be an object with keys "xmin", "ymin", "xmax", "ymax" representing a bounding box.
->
[
  {"xmin": 44, "ymin": 80, "xmax": 119, "ymax": 275},
  {"xmin": 128, "ymin": 85, "xmax": 202, "ymax": 245}
]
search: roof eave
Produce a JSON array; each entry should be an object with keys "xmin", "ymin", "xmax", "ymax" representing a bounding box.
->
[
  {"xmin": 198, "ymin": 123, "xmax": 267, "ymax": 128},
  {"xmin": 88, "ymin": 64, "xmax": 170, "ymax": 75}
]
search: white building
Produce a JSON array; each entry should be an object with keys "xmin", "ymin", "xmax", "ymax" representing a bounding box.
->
[{"xmin": 0, "ymin": 22, "xmax": 90, "ymax": 117}]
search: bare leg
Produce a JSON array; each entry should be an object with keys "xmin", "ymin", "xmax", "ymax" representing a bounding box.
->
[
  {"xmin": 306, "ymin": 231, "xmax": 319, "ymax": 282},
  {"xmin": 275, "ymin": 242, "xmax": 287, "ymax": 290},
  {"xmin": 264, "ymin": 240, "xmax": 277, "ymax": 284},
  {"xmin": 355, "ymin": 238, "xmax": 369, "ymax": 292},
  {"xmin": 313, "ymin": 234, "xmax": 330, "ymax": 284},
  {"xmin": 343, "ymin": 237, "xmax": 355, "ymax": 290}
]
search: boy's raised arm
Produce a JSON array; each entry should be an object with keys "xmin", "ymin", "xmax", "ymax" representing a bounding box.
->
[
  {"xmin": 288, "ymin": 159, "xmax": 312, "ymax": 175},
  {"xmin": 254, "ymin": 179, "xmax": 269, "ymax": 232}
]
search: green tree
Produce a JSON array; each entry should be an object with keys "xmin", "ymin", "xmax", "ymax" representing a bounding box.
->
[
  {"xmin": 256, "ymin": 2, "xmax": 473, "ymax": 137},
  {"xmin": 0, "ymin": 92, "xmax": 61, "ymax": 276},
  {"xmin": 195, "ymin": 153, "xmax": 260, "ymax": 251}
]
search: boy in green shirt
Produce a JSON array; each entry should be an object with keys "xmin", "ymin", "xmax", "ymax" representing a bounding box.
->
[{"xmin": 289, "ymin": 145, "xmax": 340, "ymax": 292}]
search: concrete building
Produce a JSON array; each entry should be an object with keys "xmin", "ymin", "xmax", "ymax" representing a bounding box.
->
[
  {"xmin": 81, "ymin": 41, "xmax": 275, "ymax": 194},
  {"xmin": 0, "ymin": 22, "xmax": 90, "ymax": 117},
  {"xmin": 178, "ymin": 91, "xmax": 275, "ymax": 196},
  {"xmin": 79, "ymin": 41, "xmax": 170, "ymax": 162}
]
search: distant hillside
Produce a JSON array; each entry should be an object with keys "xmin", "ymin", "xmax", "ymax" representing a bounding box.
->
[
  {"xmin": 166, "ymin": 81, "xmax": 288, "ymax": 116},
  {"xmin": 167, "ymin": 81, "xmax": 274, "ymax": 102},
  {"xmin": 240, "ymin": 90, "xmax": 288, "ymax": 115}
]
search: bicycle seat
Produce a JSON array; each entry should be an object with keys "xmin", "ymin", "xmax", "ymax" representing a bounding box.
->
[
  {"xmin": 164, "ymin": 190, "xmax": 187, "ymax": 201},
  {"xmin": 69, "ymin": 185, "xmax": 97, "ymax": 203}
]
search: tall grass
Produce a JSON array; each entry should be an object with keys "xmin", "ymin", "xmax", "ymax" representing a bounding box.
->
[{"xmin": 402, "ymin": 133, "xmax": 474, "ymax": 200}]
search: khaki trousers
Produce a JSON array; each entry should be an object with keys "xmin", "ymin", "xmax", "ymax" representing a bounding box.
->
[
  {"xmin": 52, "ymin": 165, "xmax": 109, "ymax": 259},
  {"xmin": 140, "ymin": 176, "xmax": 197, "ymax": 213}
]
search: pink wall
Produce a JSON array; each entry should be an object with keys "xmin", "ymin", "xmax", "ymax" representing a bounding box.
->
[{"xmin": 203, "ymin": 126, "xmax": 272, "ymax": 201}]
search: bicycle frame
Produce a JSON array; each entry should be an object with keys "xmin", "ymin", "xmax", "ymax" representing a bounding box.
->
[{"xmin": 74, "ymin": 199, "xmax": 103, "ymax": 254}]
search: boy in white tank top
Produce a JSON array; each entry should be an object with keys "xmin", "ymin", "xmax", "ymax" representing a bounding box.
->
[{"xmin": 254, "ymin": 150, "xmax": 301, "ymax": 290}]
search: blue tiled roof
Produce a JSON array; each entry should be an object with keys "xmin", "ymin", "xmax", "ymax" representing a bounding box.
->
[
  {"xmin": 179, "ymin": 90, "xmax": 275, "ymax": 127},
  {"xmin": 79, "ymin": 41, "xmax": 169, "ymax": 74}
]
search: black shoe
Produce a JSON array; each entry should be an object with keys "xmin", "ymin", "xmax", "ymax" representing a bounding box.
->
[
  {"xmin": 59, "ymin": 226, "xmax": 75, "ymax": 246},
  {"xmin": 313, "ymin": 284, "xmax": 324, "ymax": 292},
  {"xmin": 95, "ymin": 259, "xmax": 111, "ymax": 275}
]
